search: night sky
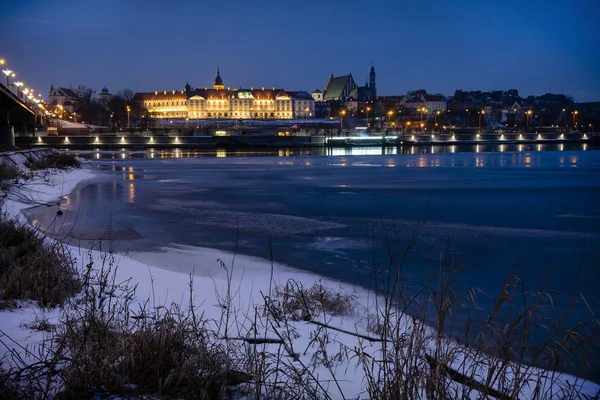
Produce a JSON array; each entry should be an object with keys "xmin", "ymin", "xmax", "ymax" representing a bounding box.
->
[{"xmin": 1, "ymin": 0, "xmax": 599, "ymax": 101}]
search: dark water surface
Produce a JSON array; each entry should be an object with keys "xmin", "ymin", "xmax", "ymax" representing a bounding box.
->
[{"xmin": 31, "ymin": 147, "xmax": 600, "ymax": 380}]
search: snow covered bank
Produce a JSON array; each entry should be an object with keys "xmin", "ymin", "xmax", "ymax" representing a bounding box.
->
[
  {"xmin": 0, "ymin": 148, "xmax": 62, "ymax": 174},
  {"xmin": 1, "ymin": 156, "xmax": 599, "ymax": 399}
]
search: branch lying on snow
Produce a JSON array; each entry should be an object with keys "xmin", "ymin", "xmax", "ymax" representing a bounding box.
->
[
  {"xmin": 308, "ymin": 319, "xmax": 383, "ymax": 343},
  {"xmin": 304, "ymin": 318, "xmax": 515, "ymax": 400},
  {"xmin": 424, "ymin": 354, "xmax": 514, "ymax": 400},
  {"xmin": 223, "ymin": 336, "xmax": 284, "ymax": 345}
]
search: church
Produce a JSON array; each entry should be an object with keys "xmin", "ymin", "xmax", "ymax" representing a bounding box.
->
[
  {"xmin": 133, "ymin": 68, "xmax": 314, "ymax": 120},
  {"xmin": 321, "ymin": 66, "xmax": 376, "ymax": 102}
]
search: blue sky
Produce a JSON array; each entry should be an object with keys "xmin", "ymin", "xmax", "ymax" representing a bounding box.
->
[{"xmin": 1, "ymin": 0, "xmax": 599, "ymax": 101}]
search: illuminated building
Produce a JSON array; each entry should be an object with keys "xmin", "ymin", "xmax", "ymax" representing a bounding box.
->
[
  {"xmin": 133, "ymin": 68, "xmax": 314, "ymax": 120},
  {"xmin": 49, "ymin": 85, "xmax": 80, "ymax": 112}
]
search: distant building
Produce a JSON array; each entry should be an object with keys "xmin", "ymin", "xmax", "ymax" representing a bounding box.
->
[
  {"xmin": 403, "ymin": 91, "xmax": 447, "ymax": 114},
  {"xmin": 134, "ymin": 89, "xmax": 188, "ymax": 119},
  {"xmin": 133, "ymin": 68, "xmax": 314, "ymax": 120},
  {"xmin": 49, "ymin": 85, "xmax": 80, "ymax": 112},
  {"xmin": 359, "ymin": 65, "xmax": 377, "ymax": 101},
  {"xmin": 323, "ymin": 74, "xmax": 357, "ymax": 102},
  {"xmin": 311, "ymin": 89, "xmax": 323, "ymax": 102},
  {"xmin": 322, "ymin": 66, "xmax": 377, "ymax": 102},
  {"xmin": 98, "ymin": 87, "xmax": 112, "ymax": 108},
  {"xmin": 423, "ymin": 94, "xmax": 446, "ymax": 113}
]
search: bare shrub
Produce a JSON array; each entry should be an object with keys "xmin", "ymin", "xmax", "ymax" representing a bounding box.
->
[
  {"xmin": 0, "ymin": 215, "xmax": 80, "ymax": 308},
  {"xmin": 24, "ymin": 153, "xmax": 80, "ymax": 170},
  {"xmin": 23, "ymin": 314, "xmax": 56, "ymax": 332},
  {"xmin": 52, "ymin": 251, "xmax": 246, "ymax": 399},
  {"xmin": 0, "ymin": 163, "xmax": 18, "ymax": 181},
  {"xmin": 0, "ymin": 362, "xmax": 35, "ymax": 400},
  {"xmin": 272, "ymin": 280, "xmax": 358, "ymax": 321}
]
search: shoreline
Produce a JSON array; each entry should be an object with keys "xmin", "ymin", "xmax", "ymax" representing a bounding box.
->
[{"xmin": 2, "ymin": 154, "xmax": 599, "ymax": 397}]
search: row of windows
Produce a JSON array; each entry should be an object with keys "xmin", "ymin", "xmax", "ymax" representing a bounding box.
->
[
  {"xmin": 179, "ymin": 105, "xmax": 292, "ymax": 111},
  {"xmin": 146, "ymin": 101, "xmax": 187, "ymax": 107},
  {"xmin": 148, "ymin": 99, "xmax": 300, "ymax": 107},
  {"xmin": 185, "ymin": 112, "xmax": 294, "ymax": 118}
]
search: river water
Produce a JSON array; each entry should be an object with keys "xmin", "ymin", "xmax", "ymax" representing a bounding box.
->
[{"xmin": 28, "ymin": 144, "xmax": 600, "ymax": 380}]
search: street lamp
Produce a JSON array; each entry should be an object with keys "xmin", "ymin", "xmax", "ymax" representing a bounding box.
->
[
  {"xmin": 572, "ymin": 110, "xmax": 578, "ymax": 129},
  {"xmin": 562, "ymin": 108, "xmax": 566, "ymax": 132},
  {"xmin": 478, "ymin": 110, "xmax": 485, "ymax": 131},
  {"xmin": 340, "ymin": 109, "xmax": 346, "ymax": 131},
  {"xmin": 2, "ymin": 69, "xmax": 14, "ymax": 86},
  {"xmin": 526, "ymin": 110, "xmax": 532, "ymax": 131},
  {"xmin": 14, "ymin": 81, "xmax": 23, "ymax": 96},
  {"xmin": 304, "ymin": 107, "xmax": 309, "ymax": 132},
  {"xmin": 435, "ymin": 110, "xmax": 441, "ymax": 130},
  {"xmin": 386, "ymin": 110, "xmax": 394, "ymax": 136},
  {"xmin": 127, "ymin": 105, "xmax": 131, "ymax": 129},
  {"xmin": 366, "ymin": 106, "xmax": 371, "ymax": 127}
]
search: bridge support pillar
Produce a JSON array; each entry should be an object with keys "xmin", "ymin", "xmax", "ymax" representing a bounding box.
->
[{"xmin": 0, "ymin": 124, "xmax": 15, "ymax": 148}]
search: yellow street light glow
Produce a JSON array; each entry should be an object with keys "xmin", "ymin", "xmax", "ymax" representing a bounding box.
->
[{"xmin": 0, "ymin": 59, "xmax": 4, "ymax": 65}]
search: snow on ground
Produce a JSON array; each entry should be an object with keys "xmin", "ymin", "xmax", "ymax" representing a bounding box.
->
[
  {"xmin": 51, "ymin": 119, "xmax": 107, "ymax": 129},
  {"xmin": 1, "ymin": 159, "xmax": 599, "ymax": 399}
]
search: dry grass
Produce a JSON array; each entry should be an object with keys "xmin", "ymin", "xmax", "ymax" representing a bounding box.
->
[
  {"xmin": 0, "ymin": 221, "xmax": 598, "ymax": 399},
  {"xmin": 0, "ymin": 163, "xmax": 19, "ymax": 181},
  {"xmin": 272, "ymin": 280, "xmax": 358, "ymax": 322},
  {"xmin": 24, "ymin": 153, "xmax": 79, "ymax": 170},
  {"xmin": 0, "ymin": 362, "xmax": 35, "ymax": 400},
  {"xmin": 50, "ymin": 251, "xmax": 247, "ymax": 399},
  {"xmin": 0, "ymin": 215, "xmax": 80, "ymax": 308},
  {"xmin": 353, "ymin": 223, "xmax": 600, "ymax": 400}
]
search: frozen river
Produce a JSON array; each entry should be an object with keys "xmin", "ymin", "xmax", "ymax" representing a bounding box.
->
[{"xmin": 29, "ymin": 148, "xmax": 600, "ymax": 379}]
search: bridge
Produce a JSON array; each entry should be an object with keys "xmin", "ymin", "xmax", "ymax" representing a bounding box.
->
[{"xmin": 0, "ymin": 81, "xmax": 36, "ymax": 148}]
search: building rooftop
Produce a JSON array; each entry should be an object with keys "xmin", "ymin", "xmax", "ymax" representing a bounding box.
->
[{"xmin": 324, "ymin": 75, "xmax": 352, "ymax": 101}]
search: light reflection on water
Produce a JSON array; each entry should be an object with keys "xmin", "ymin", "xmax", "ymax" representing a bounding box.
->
[{"xmin": 72, "ymin": 142, "xmax": 597, "ymax": 161}]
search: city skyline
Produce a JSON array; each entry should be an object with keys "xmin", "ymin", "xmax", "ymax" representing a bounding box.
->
[{"xmin": 1, "ymin": 0, "xmax": 599, "ymax": 102}]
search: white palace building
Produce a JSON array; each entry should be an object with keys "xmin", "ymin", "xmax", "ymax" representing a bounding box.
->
[{"xmin": 133, "ymin": 69, "xmax": 315, "ymax": 120}]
